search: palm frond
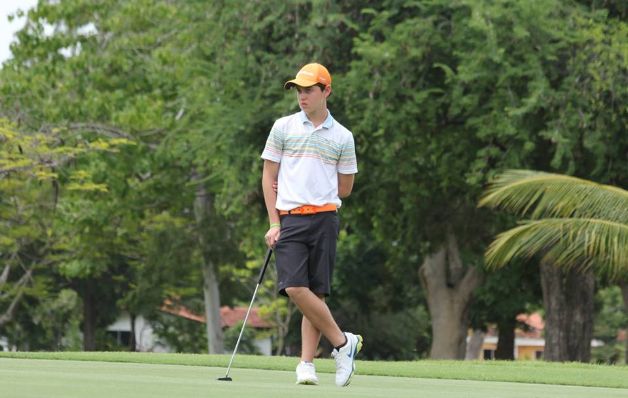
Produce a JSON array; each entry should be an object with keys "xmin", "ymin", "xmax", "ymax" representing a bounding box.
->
[
  {"xmin": 485, "ymin": 218, "xmax": 628, "ymax": 280},
  {"xmin": 479, "ymin": 170, "xmax": 628, "ymax": 223}
]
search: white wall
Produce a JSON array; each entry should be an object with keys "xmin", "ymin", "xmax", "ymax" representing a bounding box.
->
[{"xmin": 107, "ymin": 313, "xmax": 168, "ymax": 352}]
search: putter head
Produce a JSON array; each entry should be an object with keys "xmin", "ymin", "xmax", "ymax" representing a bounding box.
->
[{"xmin": 217, "ymin": 376, "xmax": 232, "ymax": 381}]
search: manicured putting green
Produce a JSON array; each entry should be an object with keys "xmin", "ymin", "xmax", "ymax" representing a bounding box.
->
[{"xmin": 2, "ymin": 358, "xmax": 626, "ymax": 398}]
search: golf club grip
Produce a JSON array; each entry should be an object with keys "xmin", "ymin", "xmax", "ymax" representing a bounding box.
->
[{"xmin": 257, "ymin": 248, "xmax": 273, "ymax": 284}]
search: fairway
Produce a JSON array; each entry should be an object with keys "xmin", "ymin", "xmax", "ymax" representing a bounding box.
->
[{"xmin": 2, "ymin": 358, "xmax": 627, "ymax": 398}]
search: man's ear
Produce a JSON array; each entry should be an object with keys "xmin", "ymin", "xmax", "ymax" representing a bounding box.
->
[{"xmin": 324, "ymin": 85, "xmax": 332, "ymax": 98}]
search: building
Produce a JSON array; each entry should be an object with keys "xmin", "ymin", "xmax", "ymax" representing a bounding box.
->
[
  {"xmin": 106, "ymin": 302, "xmax": 272, "ymax": 354},
  {"xmin": 478, "ymin": 313, "xmax": 545, "ymax": 360},
  {"xmin": 471, "ymin": 312, "xmax": 604, "ymax": 360}
]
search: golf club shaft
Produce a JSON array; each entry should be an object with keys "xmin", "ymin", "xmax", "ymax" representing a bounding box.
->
[{"xmin": 222, "ymin": 248, "xmax": 272, "ymax": 379}]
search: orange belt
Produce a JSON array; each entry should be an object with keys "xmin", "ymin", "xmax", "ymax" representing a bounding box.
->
[{"xmin": 279, "ymin": 203, "xmax": 337, "ymax": 216}]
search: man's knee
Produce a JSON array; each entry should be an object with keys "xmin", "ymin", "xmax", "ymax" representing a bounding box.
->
[{"xmin": 285, "ymin": 286, "xmax": 309, "ymax": 299}]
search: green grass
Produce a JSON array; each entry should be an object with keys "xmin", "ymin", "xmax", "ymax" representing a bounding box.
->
[
  {"xmin": 1, "ymin": 352, "xmax": 627, "ymax": 398},
  {"xmin": 2, "ymin": 351, "xmax": 628, "ymax": 388}
]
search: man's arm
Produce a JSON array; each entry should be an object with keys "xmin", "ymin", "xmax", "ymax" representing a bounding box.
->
[
  {"xmin": 263, "ymin": 160, "xmax": 281, "ymax": 247},
  {"xmin": 338, "ymin": 173, "xmax": 355, "ymax": 198}
]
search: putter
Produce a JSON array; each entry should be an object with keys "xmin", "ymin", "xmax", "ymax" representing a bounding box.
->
[{"xmin": 218, "ymin": 248, "xmax": 273, "ymax": 381}]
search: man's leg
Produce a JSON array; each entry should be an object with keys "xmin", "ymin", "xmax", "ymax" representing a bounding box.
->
[
  {"xmin": 289, "ymin": 286, "xmax": 363, "ymax": 387},
  {"xmin": 286, "ymin": 287, "xmax": 345, "ymax": 348},
  {"xmin": 300, "ymin": 295, "xmax": 324, "ymax": 362}
]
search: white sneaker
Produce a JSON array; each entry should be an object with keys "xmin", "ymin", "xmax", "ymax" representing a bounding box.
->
[
  {"xmin": 295, "ymin": 361, "xmax": 319, "ymax": 385},
  {"xmin": 332, "ymin": 332, "xmax": 363, "ymax": 387}
]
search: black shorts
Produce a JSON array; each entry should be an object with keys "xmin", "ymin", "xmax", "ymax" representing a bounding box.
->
[{"xmin": 275, "ymin": 212, "xmax": 340, "ymax": 297}]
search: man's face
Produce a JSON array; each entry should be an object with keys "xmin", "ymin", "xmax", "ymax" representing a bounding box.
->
[{"xmin": 295, "ymin": 85, "xmax": 330, "ymax": 113}]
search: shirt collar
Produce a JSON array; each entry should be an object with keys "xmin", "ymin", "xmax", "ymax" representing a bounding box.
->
[{"xmin": 299, "ymin": 110, "xmax": 334, "ymax": 129}]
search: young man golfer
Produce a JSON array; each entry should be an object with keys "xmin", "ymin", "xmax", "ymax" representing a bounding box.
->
[{"xmin": 261, "ymin": 63, "xmax": 362, "ymax": 387}]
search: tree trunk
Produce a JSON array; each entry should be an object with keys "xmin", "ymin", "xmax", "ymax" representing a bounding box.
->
[
  {"xmin": 82, "ymin": 281, "xmax": 97, "ymax": 351},
  {"xmin": 620, "ymin": 281, "xmax": 628, "ymax": 365},
  {"xmin": 202, "ymin": 262, "xmax": 224, "ymax": 353},
  {"xmin": 419, "ymin": 234, "xmax": 484, "ymax": 359},
  {"xmin": 540, "ymin": 261, "xmax": 595, "ymax": 362},
  {"xmin": 193, "ymin": 175, "xmax": 224, "ymax": 354},
  {"xmin": 495, "ymin": 317, "xmax": 516, "ymax": 360},
  {"xmin": 465, "ymin": 329, "xmax": 485, "ymax": 360},
  {"xmin": 129, "ymin": 313, "xmax": 137, "ymax": 352}
]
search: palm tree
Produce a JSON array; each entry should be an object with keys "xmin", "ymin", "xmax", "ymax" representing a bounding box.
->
[
  {"xmin": 478, "ymin": 170, "xmax": 628, "ymax": 362},
  {"xmin": 479, "ymin": 170, "xmax": 628, "ymax": 279}
]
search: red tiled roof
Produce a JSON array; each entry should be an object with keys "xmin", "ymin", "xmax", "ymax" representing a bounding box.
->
[
  {"xmin": 160, "ymin": 299, "xmax": 271, "ymax": 329},
  {"xmin": 516, "ymin": 313, "xmax": 544, "ymax": 331},
  {"xmin": 515, "ymin": 312, "xmax": 544, "ymax": 338},
  {"xmin": 220, "ymin": 306, "xmax": 271, "ymax": 328}
]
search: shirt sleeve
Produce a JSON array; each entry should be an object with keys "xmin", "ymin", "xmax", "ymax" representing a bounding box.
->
[
  {"xmin": 338, "ymin": 134, "xmax": 358, "ymax": 174},
  {"xmin": 261, "ymin": 122, "xmax": 284, "ymax": 163}
]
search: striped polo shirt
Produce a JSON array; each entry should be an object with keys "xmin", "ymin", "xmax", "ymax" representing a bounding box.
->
[{"xmin": 261, "ymin": 110, "xmax": 358, "ymax": 211}]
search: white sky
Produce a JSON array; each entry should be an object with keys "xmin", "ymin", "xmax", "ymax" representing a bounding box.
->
[{"xmin": 0, "ymin": 0, "xmax": 39, "ymax": 64}]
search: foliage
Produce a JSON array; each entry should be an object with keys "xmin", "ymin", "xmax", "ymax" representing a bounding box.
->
[
  {"xmin": 470, "ymin": 258, "xmax": 542, "ymax": 330},
  {"xmin": 223, "ymin": 321, "xmax": 261, "ymax": 356},
  {"xmin": 150, "ymin": 312, "xmax": 207, "ymax": 354},
  {"xmin": 0, "ymin": 115, "xmax": 133, "ymax": 348},
  {"xmin": 331, "ymin": 229, "xmax": 430, "ymax": 359},
  {"xmin": 592, "ymin": 286, "xmax": 628, "ymax": 364},
  {"xmin": 31, "ymin": 289, "xmax": 82, "ymax": 351},
  {"xmin": 479, "ymin": 170, "xmax": 628, "ymax": 279}
]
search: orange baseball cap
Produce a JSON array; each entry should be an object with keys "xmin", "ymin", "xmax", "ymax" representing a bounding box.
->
[{"xmin": 284, "ymin": 63, "xmax": 332, "ymax": 89}]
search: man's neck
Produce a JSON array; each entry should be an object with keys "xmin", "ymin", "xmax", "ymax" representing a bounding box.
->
[{"xmin": 305, "ymin": 108, "xmax": 328, "ymax": 128}]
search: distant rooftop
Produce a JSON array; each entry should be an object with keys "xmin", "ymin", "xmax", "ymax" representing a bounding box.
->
[{"xmin": 161, "ymin": 299, "xmax": 271, "ymax": 329}]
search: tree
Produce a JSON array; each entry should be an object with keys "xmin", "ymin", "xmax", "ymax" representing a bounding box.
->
[
  {"xmin": 343, "ymin": 0, "xmax": 626, "ymax": 359},
  {"xmin": 0, "ymin": 114, "xmax": 131, "ymax": 349},
  {"xmin": 479, "ymin": 170, "xmax": 628, "ymax": 361}
]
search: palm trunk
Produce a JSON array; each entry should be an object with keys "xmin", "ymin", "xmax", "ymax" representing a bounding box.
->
[{"xmin": 540, "ymin": 261, "xmax": 594, "ymax": 362}]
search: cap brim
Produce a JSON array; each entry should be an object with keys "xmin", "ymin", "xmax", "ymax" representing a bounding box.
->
[{"xmin": 284, "ymin": 77, "xmax": 318, "ymax": 90}]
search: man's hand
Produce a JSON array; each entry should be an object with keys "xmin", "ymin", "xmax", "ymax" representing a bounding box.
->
[
  {"xmin": 265, "ymin": 225, "xmax": 280, "ymax": 248},
  {"xmin": 273, "ymin": 180, "xmax": 278, "ymax": 193}
]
